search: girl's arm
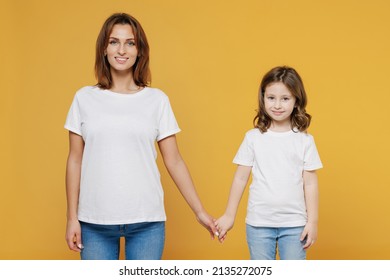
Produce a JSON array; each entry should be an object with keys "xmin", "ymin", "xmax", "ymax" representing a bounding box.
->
[
  {"xmin": 301, "ymin": 170, "xmax": 319, "ymax": 249},
  {"xmin": 158, "ymin": 135, "xmax": 218, "ymax": 239},
  {"xmin": 65, "ymin": 131, "xmax": 84, "ymax": 252},
  {"xmin": 215, "ymin": 165, "xmax": 252, "ymax": 242}
]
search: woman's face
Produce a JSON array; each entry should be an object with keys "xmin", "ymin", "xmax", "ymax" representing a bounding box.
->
[{"xmin": 105, "ymin": 24, "xmax": 138, "ymax": 73}]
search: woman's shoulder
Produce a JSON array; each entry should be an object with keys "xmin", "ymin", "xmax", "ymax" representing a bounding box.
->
[
  {"xmin": 144, "ymin": 87, "xmax": 173, "ymax": 105},
  {"xmin": 146, "ymin": 86, "xmax": 168, "ymax": 97},
  {"xmin": 74, "ymin": 85, "xmax": 100, "ymax": 97}
]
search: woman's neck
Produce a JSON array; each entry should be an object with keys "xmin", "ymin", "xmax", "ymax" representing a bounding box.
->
[{"xmin": 110, "ymin": 69, "xmax": 141, "ymax": 94}]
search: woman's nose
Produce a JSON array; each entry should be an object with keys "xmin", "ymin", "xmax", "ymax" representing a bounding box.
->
[{"xmin": 118, "ymin": 44, "xmax": 126, "ymax": 55}]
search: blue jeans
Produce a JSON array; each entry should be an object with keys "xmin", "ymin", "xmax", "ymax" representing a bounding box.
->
[
  {"xmin": 80, "ymin": 221, "xmax": 165, "ymax": 260},
  {"xmin": 246, "ymin": 224, "xmax": 306, "ymax": 260}
]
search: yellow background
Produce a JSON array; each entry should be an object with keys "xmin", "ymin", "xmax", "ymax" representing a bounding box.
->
[{"xmin": 1, "ymin": 0, "xmax": 389, "ymax": 259}]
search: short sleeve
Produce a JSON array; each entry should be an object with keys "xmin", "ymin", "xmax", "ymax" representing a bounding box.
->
[
  {"xmin": 64, "ymin": 93, "xmax": 82, "ymax": 136},
  {"xmin": 233, "ymin": 132, "xmax": 254, "ymax": 166},
  {"xmin": 304, "ymin": 135, "xmax": 323, "ymax": 171},
  {"xmin": 156, "ymin": 96, "xmax": 181, "ymax": 141}
]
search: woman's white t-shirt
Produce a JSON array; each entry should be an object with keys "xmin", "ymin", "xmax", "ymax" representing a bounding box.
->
[
  {"xmin": 65, "ymin": 86, "xmax": 180, "ymax": 225},
  {"xmin": 233, "ymin": 128, "xmax": 323, "ymax": 227}
]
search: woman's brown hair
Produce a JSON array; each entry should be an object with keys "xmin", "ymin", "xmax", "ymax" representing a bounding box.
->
[
  {"xmin": 95, "ymin": 13, "xmax": 150, "ymax": 89},
  {"xmin": 254, "ymin": 66, "xmax": 312, "ymax": 133}
]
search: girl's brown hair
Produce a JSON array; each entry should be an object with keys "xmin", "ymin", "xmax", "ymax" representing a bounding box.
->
[
  {"xmin": 95, "ymin": 13, "xmax": 150, "ymax": 89},
  {"xmin": 254, "ymin": 66, "xmax": 311, "ymax": 133}
]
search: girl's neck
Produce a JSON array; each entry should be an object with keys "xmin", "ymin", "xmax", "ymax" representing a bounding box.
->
[
  {"xmin": 269, "ymin": 121, "xmax": 292, "ymax": 132},
  {"xmin": 110, "ymin": 69, "xmax": 141, "ymax": 94}
]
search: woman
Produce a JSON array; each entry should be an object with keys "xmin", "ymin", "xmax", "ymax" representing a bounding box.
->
[{"xmin": 65, "ymin": 13, "xmax": 217, "ymax": 260}]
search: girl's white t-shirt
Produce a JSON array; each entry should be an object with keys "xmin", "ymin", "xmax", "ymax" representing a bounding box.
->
[
  {"xmin": 233, "ymin": 128, "xmax": 323, "ymax": 227},
  {"xmin": 65, "ymin": 86, "xmax": 180, "ymax": 225}
]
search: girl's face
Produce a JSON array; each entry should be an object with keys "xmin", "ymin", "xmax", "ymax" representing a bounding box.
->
[
  {"xmin": 264, "ymin": 82, "xmax": 296, "ymax": 130},
  {"xmin": 105, "ymin": 24, "xmax": 138, "ymax": 73}
]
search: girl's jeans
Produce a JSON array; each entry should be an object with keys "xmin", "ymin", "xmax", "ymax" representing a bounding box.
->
[{"xmin": 246, "ymin": 224, "xmax": 306, "ymax": 260}]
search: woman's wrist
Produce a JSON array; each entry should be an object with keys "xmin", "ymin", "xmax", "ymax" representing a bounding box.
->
[
  {"xmin": 67, "ymin": 212, "xmax": 78, "ymax": 222},
  {"xmin": 194, "ymin": 206, "xmax": 207, "ymax": 217}
]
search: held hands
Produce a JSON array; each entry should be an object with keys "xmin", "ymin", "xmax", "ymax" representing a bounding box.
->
[
  {"xmin": 65, "ymin": 219, "xmax": 83, "ymax": 252},
  {"xmin": 196, "ymin": 210, "xmax": 219, "ymax": 240},
  {"xmin": 214, "ymin": 213, "xmax": 235, "ymax": 243},
  {"xmin": 300, "ymin": 221, "xmax": 318, "ymax": 249}
]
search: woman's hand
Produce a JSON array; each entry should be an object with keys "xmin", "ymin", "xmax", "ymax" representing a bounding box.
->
[
  {"xmin": 196, "ymin": 210, "xmax": 219, "ymax": 240},
  {"xmin": 65, "ymin": 219, "xmax": 83, "ymax": 252}
]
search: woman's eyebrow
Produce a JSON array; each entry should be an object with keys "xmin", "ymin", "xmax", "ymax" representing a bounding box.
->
[{"xmin": 108, "ymin": 36, "xmax": 135, "ymax": 40}]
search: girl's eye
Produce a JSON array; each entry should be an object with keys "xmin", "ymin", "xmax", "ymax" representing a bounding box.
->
[
  {"xmin": 267, "ymin": 96, "xmax": 274, "ymax": 100},
  {"xmin": 283, "ymin": 97, "xmax": 290, "ymax": 101}
]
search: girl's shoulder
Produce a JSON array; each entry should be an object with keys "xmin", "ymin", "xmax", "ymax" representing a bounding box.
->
[
  {"xmin": 293, "ymin": 131, "xmax": 318, "ymax": 147},
  {"xmin": 242, "ymin": 128, "xmax": 262, "ymax": 141},
  {"xmin": 245, "ymin": 128, "xmax": 261, "ymax": 136},
  {"xmin": 246, "ymin": 128, "xmax": 316, "ymax": 140},
  {"xmin": 290, "ymin": 130, "xmax": 316, "ymax": 143},
  {"xmin": 298, "ymin": 130, "xmax": 315, "ymax": 139}
]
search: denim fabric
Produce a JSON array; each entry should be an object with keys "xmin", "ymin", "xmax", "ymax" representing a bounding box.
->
[
  {"xmin": 246, "ymin": 224, "xmax": 306, "ymax": 260},
  {"xmin": 80, "ymin": 221, "xmax": 165, "ymax": 260}
]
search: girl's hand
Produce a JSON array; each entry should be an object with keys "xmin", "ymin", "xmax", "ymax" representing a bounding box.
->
[
  {"xmin": 65, "ymin": 220, "xmax": 83, "ymax": 252},
  {"xmin": 196, "ymin": 210, "xmax": 219, "ymax": 240},
  {"xmin": 214, "ymin": 214, "xmax": 235, "ymax": 243},
  {"xmin": 301, "ymin": 222, "xmax": 318, "ymax": 249}
]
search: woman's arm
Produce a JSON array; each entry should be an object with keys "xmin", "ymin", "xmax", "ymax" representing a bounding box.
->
[
  {"xmin": 65, "ymin": 131, "xmax": 84, "ymax": 252},
  {"xmin": 215, "ymin": 165, "xmax": 251, "ymax": 242},
  {"xmin": 301, "ymin": 170, "xmax": 319, "ymax": 249},
  {"xmin": 158, "ymin": 135, "xmax": 218, "ymax": 239}
]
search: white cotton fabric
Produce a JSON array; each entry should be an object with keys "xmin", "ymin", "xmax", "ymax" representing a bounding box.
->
[
  {"xmin": 233, "ymin": 128, "xmax": 323, "ymax": 227},
  {"xmin": 65, "ymin": 86, "xmax": 180, "ymax": 225}
]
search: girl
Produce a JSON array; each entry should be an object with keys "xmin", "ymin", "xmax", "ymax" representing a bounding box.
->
[
  {"xmin": 215, "ymin": 66, "xmax": 322, "ymax": 260},
  {"xmin": 65, "ymin": 13, "xmax": 217, "ymax": 260}
]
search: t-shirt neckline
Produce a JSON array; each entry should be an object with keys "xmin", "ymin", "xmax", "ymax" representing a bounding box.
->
[
  {"xmin": 101, "ymin": 87, "xmax": 148, "ymax": 97},
  {"xmin": 265, "ymin": 129, "xmax": 296, "ymax": 136}
]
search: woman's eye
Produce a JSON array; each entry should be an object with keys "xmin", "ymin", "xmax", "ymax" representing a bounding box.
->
[
  {"xmin": 109, "ymin": 41, "xmax": 118, "ymax": 45},
  {"xmin": 127, "ymin": 41, "xmax": 135, "ymax": 46}
]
